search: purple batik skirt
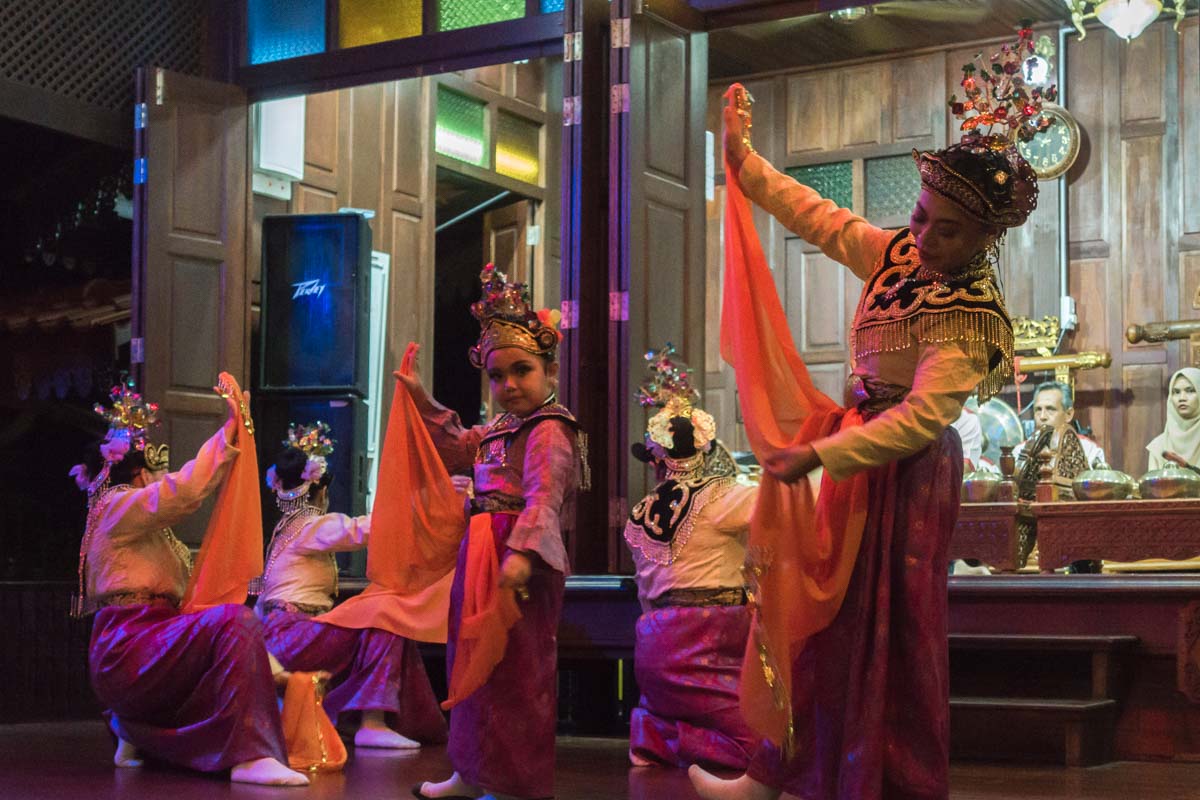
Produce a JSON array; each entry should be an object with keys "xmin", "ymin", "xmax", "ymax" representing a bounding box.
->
[
  {"xmin": 446, "ymin": 512, "xmax": 564, "ymax": 799},
  {"xmin": 748, "ymin": 426, "xmax": 963, "ymax": 800},
  {"xmin": 262, "ymin": 608, "xmax": 448, "ymax": 744},
  {"xmin": 89, "ymin": 601, "xmax": 287, "ymax": 772},
  {"xmin": 630, "ymin": 603, "xmax": 757, "ymax": 770}
]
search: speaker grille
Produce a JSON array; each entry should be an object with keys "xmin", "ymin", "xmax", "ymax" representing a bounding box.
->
[{"xmin": 0, "ymin": 0, "xmax": 206, "ymax": 113}]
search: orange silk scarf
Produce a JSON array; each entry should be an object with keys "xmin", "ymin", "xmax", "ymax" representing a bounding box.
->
[
  {"xmin": 722, "ymin": 107, "xmax": 871, "ymax": 749},
  {"xmin": 281, "ymin": 671, "xmax": 347, "ymax": 773},
  {"xmin": 182, "ymin": 372, "xmax": 262, "ymax": 612},
  {"xmin": 316, "ymin": 346, "xmax": 462, "ymax": 643}
]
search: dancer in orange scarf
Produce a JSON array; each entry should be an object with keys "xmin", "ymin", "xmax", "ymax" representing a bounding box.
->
[
  {"xmin": 691, "ymin": 39, "xmax": 1049, "ymax": 798},
  {"xmin": 406, "ymin": 264, "xmax": 585, "ymax": 800},
  {"xmin": 71, "ymin": 379, "xmax": 307, "ymax": 786}
]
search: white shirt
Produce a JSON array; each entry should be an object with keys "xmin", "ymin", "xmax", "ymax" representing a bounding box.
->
[
  {"xmin": 952, "ymin": 408, "xmax": 984, "ymax": 471},
  {"xmin": 257, "ymin": 512, "xmax": 370, "ymax": 612}
]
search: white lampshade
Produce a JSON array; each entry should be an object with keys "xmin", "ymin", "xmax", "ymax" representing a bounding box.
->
[{"xmin": 1095, "ymin": 0, "xmax": 1163, "ymax": 41}]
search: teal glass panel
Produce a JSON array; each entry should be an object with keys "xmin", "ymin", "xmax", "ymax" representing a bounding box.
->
[
  {"xmin": 438, "ymin": 0, "xmax": 524, "ymax": 32},
  {"xmin": 247, "ymin": 0, "xmax": 326, "ymax": 65},
  {"xmin": 785, "ymin": 161, "xmax": 853, "ymax": 210},
  {"xmin": 866, "ymin": 154, "xmax": 921, "ymax": 221},
  {"xmin": 436, "ymin": 86, "xmax": 488, "ymax": 167},
  {"xmin": 541, "ymin": 0, "xmax": 565, "ymax": 12}
]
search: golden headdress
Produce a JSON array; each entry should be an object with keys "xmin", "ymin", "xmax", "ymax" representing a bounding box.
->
[
  {"xmin": 266, "ymin": 421, "xmax": 335, "ymax": 503},
  {"xmin": 468, "ymin": 263, "xmax": 562, "ymax": 369},
  {"xmin": 914, "ymin": 23, "xmax": 1050, "ymax": 229},
  {"xmin": 637, "ymin": 343, "xmax": 716, "ymax": 453}
]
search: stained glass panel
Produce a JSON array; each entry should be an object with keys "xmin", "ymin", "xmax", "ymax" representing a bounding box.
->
[
  {"xmin": 866, "ymin": 154, "xmax": 921, "ymax": 222},
  {"xmin": 436, "ymin": 86, "xmax": 488, "ymax": 168},
  {"xmin": 247, "ymin": 0, "xmax": 325, "ymax": 65},
  {"xmin": 540, "ymin": 0, "xmax": 566, "ymax": 12},
  {"xmin": 438, "ymin": 0, "xmax": 525, "ymax": 32},
  {"xmin": 785, "ymin": 161, "xmax": 853, "ymax": 211},
  {"xmin": 339, "ymin": 0, "xmax": 422, "ymax": 48},
  {"xmin": 496, "ymin": 112, "xmax": 540, "ymax": 184}
]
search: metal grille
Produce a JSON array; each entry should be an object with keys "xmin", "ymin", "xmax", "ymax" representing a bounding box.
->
[
  {"xmin": 0, "ymin": 0, "xmax": 206, "ymax": 112},
  {"xmin": 438, "ymin": 0, "xmax": 525, "ymax": 32},
  {"xmin": 866, "ymin": 154, "xmax": 921, "ymax": 222},
  {"xmin": 785, "ymin": 161, "xmax": 853, "ymax": 210}
]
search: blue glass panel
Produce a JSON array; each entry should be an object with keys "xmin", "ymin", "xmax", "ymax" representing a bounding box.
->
[
  {"xmin": 540, "ymin": 0, "xmax": 565, "ymax": 13},
  {"xmin": 248, "ymin": 0, "xmax": 326, "ymax": 65}
]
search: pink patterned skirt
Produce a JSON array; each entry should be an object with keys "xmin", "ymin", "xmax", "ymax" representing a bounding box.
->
[
  {"xmin": 261, "ymin": 608, "xmax": 448, "ymax": 743},
  {"xmin": 630, "ymin": 602, "xmax": 757, "ymax": 770},
  {"xmin": 747, "ymin": 426, "xmax": 962, "ymax": 800},
  {"xmin": 89, "ymin": 601, "xmax": 287, "ymax": 772}
]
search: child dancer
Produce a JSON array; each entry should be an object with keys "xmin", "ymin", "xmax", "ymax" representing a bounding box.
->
[
  {"xmin": 403, "ymin": 265, "xmax": 584, "ymax": 800},
  {"xmin": 254, "ymin": 421, "xmax": 447, "ymax": 749},
  {"xmin": 71, "ymin": 380, "xmax": 306, "ymax": 786}
]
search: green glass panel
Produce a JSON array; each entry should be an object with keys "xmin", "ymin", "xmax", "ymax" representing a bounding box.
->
[
  {"xmin": 785, "ymin": 161, "xmax": 853, "ymax": 211},
  {"xmin": 340, "ymin": 0, "xmax": 422, "ymax": 47},
  {"xmin": 866, "ymin": 154, "xmax": 921, "ymax": 222},
  {"xmin": 436, "ymin": 85, "xmax": 488, "ymax": 167},
  {"xmin": 496, "ymin": 112, "xmax": 540, "ymax": 184},
  {"xmin": 438, "ymin": 0, "xmax": 524, "ymax": 32}
]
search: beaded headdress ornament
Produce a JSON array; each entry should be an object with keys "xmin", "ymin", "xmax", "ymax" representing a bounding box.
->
[
  {"xmin": 266, "ymin": 421, "xmax": 335, "ymax": 505},
  {"xmin": 69, "ymin": 378, "xmax": 167, "ymax": 494},
  {"xmin": 637, "ymin": 343, "xmax": 716, "ymax": 455},
  {"xmin": 468, "ymin": 263, "xmax": 562, "ymax": 369},
  {"xmin": 914, "ymin": 23, "xmax": 1052, "ymax": 229}
]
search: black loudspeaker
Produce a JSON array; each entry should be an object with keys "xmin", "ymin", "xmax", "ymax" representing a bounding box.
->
[
  {"xmin": 254, "ymin": 392, "xmax": 369, "ymax": 520},
  {"xmin": 259, "ymin": 213, "xmax": 372, "ymax": 396}
]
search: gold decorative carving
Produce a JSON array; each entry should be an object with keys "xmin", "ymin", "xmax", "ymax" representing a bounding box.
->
[{"xmin": 1013, "ymin": 314, "xmax": 1060, "ymax": 356}]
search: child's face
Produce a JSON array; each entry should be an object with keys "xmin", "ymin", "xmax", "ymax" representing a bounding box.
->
[{"xmin": 485, "ymin": 347, "xmax": 558, "ymax": 416}]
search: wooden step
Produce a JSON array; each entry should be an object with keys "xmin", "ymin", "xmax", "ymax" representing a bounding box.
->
[
  {"xmin": 949, "ymin": 634, "xmax": 1138, "ymax": 652},
  {"xmin": 951, "ymin": 697, "xmax": 1116, "ymax": 766}
]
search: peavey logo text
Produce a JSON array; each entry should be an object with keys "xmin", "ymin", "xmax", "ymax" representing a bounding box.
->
[{"xmin": 292, "ymin": 279, "xmax": 328, "ymax": 300}]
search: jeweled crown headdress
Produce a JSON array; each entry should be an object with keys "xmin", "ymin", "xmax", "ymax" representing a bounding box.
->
[
  {"xmin": 637, "ymin": 343, "xmax": 716, "ymax": 453},
  {"xmin": 70, "ymin": 378, "xmax": 168, "ymax": 493},
  {"xmin": 468, "ymin": 263, "xmax": 562, "ymax": 369},
  {"xmin": 266, "ymin": 421, "xmax": 335, "ymax": 503},
  {"xmin": 914, "ymin": 22, "xmax": 1051, "ymax": 229}
]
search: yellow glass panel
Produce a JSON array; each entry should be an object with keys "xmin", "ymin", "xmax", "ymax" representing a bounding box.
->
[
  {"xmin": 339, "ymin": 0, "xmax": 422, "ymax": 48},
  {"xmin": 495, "ymin": 111, "xmax": 540, "ymax": 184}
]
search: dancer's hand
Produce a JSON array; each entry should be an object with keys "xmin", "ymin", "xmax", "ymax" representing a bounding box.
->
[
  {"xmin": 217, "ymin": 385, "xmax": 248, "ymax": 444},
  {"xmin": 500, "ymin": 550, "xmax": 532, "ymax": 599},
  {"xmin": 723, "ymin": 83, "xmax": 754, "ymax": 170},
  {"xmin": 394, "ymin": 342, "xmax": 432, "ymax": 410},
  {"xmin": 763, "ymin": 443, "xmax": 821, "ymax": 483}
]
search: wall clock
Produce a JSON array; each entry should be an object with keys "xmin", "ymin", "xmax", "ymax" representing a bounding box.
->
[{"xmin": 1017, "ymin": 103, "xmax": 1081, "ymax": 180}]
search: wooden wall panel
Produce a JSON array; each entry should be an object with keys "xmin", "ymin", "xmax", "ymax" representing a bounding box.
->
[
  {"xmin": 786, "ymin": 73, "xmax": 837, "ymax": 155},
  {"xmin": 1122, "ymin": 136, "xmax": 1167, "ymax": 340},
  {"xmin": 838, "ymin": 63, "xmax": 887, "ymax": 149},
  {"xmin": 391, "ymin": 79, "xmax": 425, "ymax": 210},
  {"xmin": 1182, "ymin": 19, "xmax": 1200, "ymax": 237},
  {"xmin": 1067, "ymin": 32, "xmax": 1109, "ymax": 253},
  {"xmin": 305, "ymin": 90, "xmax": 340, "ymax": 180},
  {"xmin": 799, "ymin": 252, "xmax": 845, "ymax": 355},
  {"xmin": 1124, "ymin": 363, "xmax": 1168, "ymax": 475},
  {"xmin": 1120, "ymin": 25, "xmax": 1166, "ymax": 126},
  {"xmin": 294, "ymin": 184, "xmax": 338, "ymax": 213},
  {"xmin": 891, "ymin": 53, "xmax": 944, "ymax": 145},
  {"xmin": 170, "ymin": 259, "xmax": 221, "ymax": 388},
  {"xmin": 349, "ymin": 84, "xmax": 385, "ymax": 243},
  {"xmin": 645, "ymin": 25, "xmax": 688, "ymax": 182}
]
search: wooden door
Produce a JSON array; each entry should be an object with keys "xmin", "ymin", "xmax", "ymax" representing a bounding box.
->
[
  {"xmin": 611, "ymin": 4, "xmax": 707, "ymax": 568},
  {"xmin": 483, "ymin": 199, "xmax": 533, "ymax": 285},
  {"xmin": 134, "ymin": 67, "xmax": 248, "ymax": 544}
]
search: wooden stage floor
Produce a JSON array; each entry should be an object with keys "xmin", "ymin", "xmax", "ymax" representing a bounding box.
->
[{"xmin": 2, "ymin": 721, "xmax": 1199, "ymax": 799}]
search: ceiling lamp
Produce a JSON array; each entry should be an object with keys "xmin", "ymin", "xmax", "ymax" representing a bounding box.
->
[
  {"xmin": 829, "ymin": 6, "xmax": 874, "ymax": 24},
  {"xmin": 1063, "ymin": 0, "xmax": 1189, "ymax": 41}
]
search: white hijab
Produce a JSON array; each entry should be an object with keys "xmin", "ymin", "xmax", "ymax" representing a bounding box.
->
[{"xmin": 1146, "ymin": 368, "xmax": 1200, "ymax": 470}]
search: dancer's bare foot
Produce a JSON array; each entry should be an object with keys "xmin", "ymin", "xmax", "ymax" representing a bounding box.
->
[
  {"xmin": 688, "ymin": 764, "xmax": 779, "ymax": 800},
  {"xmin": 417, "ymin": 770, "xmax": 483, "ymax": 798},
  {"xmin": 355, "ymin": 711, "xmax": 420, "ymax": 749},
  {"xmin": 628, "ymin": 749, "xmax": 653, "ymax": 767},
  {"xmin": 230, "ymin": 757, "xmax": 310, "ymax": 786},
  {"xmin": 113, "ymin": 738, "xmax": 142, "ymax": 768}
]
